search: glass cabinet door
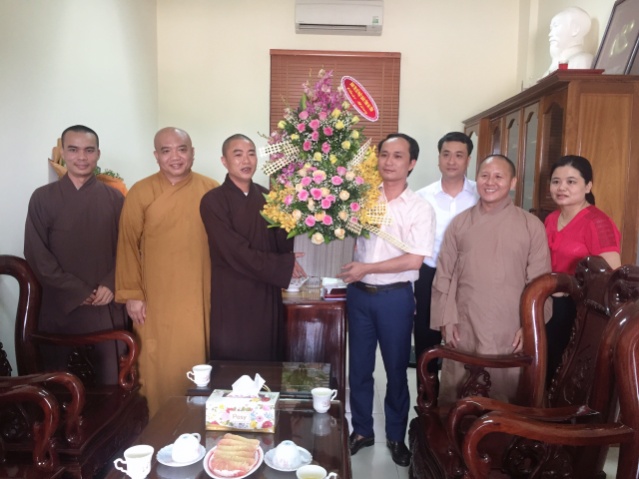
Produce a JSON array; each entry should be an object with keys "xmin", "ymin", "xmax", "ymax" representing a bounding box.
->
[
  {"xmin": 521, "ymin": 103, "xmax": 539, "ymax": 213},
  {"xmin": 504, "ymin": 112, "xmax": 520, "ymax": 202}
]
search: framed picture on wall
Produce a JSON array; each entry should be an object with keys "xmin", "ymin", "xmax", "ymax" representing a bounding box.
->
[{"xmin": 593, "ymin": 0, "xmax": 639, "ymax": 74}]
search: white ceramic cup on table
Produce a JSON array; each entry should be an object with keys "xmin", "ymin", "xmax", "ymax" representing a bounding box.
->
[
  {"xmin": 311, "ymin": 387, "xmax": 337, "ymax": 413},
  {"xmin": 113, "ymin": 444, "xmax": 154, "ymax": 479},
  {"xmin": 186, "ymin": 364, "xmax": 212, "ymax": 387},
  {"xmin": 272, "ymin": 440, "xmax": 302, "ymax": 469},
  {"xmin": 296, "ymin": 464, "xmax": 337, "ymax": 479},
  {"xmin": 172, "ymin": 432, "xmax": 201, "ymax": 463}
]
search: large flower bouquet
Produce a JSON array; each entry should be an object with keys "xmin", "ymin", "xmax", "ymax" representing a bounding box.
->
[{"xmin": 261, "ymin": 70, "xmax": 382, "ymax": 245}]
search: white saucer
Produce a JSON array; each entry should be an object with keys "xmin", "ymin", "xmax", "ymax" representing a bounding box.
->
[
  {"xmin": 157, "ymin": 444, "xmax": 206, "ymax": 467},
  {"xmin": 264, "ymin": 446, "xmax": 312, "ymax": 472}
]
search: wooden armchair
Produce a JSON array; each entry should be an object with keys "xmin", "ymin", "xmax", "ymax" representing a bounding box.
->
[
  {"xmin": 459, "ymin": 266, "xmax": 639, "ymax": 478},
  {"xmin": 0, "ymin": 255, "xmax": 149, "ymax": 478},
  {"xmin": 409, "ymin": 257, "xmax": 639, "ymax": 479}
]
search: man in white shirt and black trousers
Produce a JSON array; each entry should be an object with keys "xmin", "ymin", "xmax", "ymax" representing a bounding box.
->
[{"xmin": 339, "ymin": 133, "xmax": 435, "ymax": 467}]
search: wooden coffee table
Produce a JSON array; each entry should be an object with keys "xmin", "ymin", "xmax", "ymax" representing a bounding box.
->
[
  {"xmin": 186, "ymin": 360, "xmax": 331, "ymax": 399},
  {"xmin": 103, "ymin": 396, "xmax": 351, "ymax": 479}
]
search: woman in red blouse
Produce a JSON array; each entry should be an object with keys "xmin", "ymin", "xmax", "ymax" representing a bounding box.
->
[{"xmin": 545, "ymin": 155, "xmax": 621, "ymax": 384}]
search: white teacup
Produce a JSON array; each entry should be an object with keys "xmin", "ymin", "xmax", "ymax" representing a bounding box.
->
[
  {"xmin": 114, "ymin": 444, "xmax": 154, "ymax": 479},
  {"xmin": 272, "ymin": 440, "xmax": 302, "ymax": 469},
  {"xmin": 296, "ymin": 464, "xmax": 337, "ymax": 479},
  {"xmin": 186, "ymin": 364, "xmax": 212, "ymax": 387},
  {"xmin": 172, "ymin": 432, "xmax": 201, "ymax": 463},
  {"xmin": 311, "ymin": 387, "xmax": 337, "ymax": 413}
]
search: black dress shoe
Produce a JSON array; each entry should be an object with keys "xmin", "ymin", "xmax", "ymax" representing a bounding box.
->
[
  {"xmin": 349, "ymin": 432, "xmax": 375, "ymax": 455},
  {"xmin": 386, "ymin": 440, "xmax": 411, "ymax": 467}
]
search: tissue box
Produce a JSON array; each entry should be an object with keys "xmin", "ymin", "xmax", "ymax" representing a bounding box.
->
[{"xmin": 205, "ymin": 390, "xmax": 279, "ymax": 433}]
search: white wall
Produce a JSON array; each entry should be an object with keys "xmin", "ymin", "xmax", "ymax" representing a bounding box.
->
[
  {"xmin": 0, "ymin": 0, "xmax": 158, "ymax": 373},
  {"xmin": 0, "ymin": 0, "xmax": 621, "ymax": 372},
  {"xmin": 156, "ymin": 0, "xmax": 523, "ymax": 190}
]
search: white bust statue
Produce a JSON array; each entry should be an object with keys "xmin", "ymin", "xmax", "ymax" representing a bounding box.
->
[{"xmin": 546, "ymin": 7, "xmax": 593, "ymax": 75}]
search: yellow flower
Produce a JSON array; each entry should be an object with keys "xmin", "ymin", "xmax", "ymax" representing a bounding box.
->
[
  {"xmin": 298, "ymin": 168, "xmax": 307, "ymax": 177},
  {"xmin": 342, "ymin": 101, "xmax": 351, "ymax": 110},
  {"xmin": 292, "ymin": 209, "xmax": 302, "ymax": 221},
  {"xmin": 321, "ymin": 187, "xmax": 330, "ymax": 197},
  {"xmin": 335, "ymin": 121, "xmax": 344, "ymax": 130},
  {"xmin": 313, "ymin": 152, "xmax": 322, "ymax": 161},
  {"xmin": 295, "ymin": 183, "xmax": 304, "ymax": 192},
  {"xmin": 352, "ymin": 116, "xmax": 360, "ymax": 124},
  {"xmin": 331, "ymin": 108, "xmax": 341, "ymax": 118},
  {"xmin": 335, "ymin": 228, "xmax": 345, "ymax": 240},
  {"xmin": 308, "ymin": 199, "xmax": 315, "ymax": 211},
  {"xmin": 267, "ymin": 191, "xmax": 277, "ymax": 200},
  {"xmin": 314, "ymin": 211, "xmax": 325, "ymax": 221},
  {"xmin": 311, "ymin": 232, "xmax": 325, "ymax": 245},
  {"xmin": 350, "ymin": 130, "xmax": 360, "ymax": 139},
  {"xmin": 330, "ymin": 154, "xmax": 338, "ymax": 164},
  {"xmin": 278, "ymin": 120, "xmax": 286, "ymax": 129},
  {"xmin": 341, "ymin": 141, "xmax": 351, "ymax": 150},
  {"xmin": 290, "ymin": 134, "xmax": 299, "ymax": 141},
  {"xmin": 345, "ymin": 171, "xmax": 355, "ymax": 181},
  {"xmin": 338, "ymin": 210, "xmax": 349, "ymax": 221},
  {"xmin": 339, "ymin": 190, "xmax": 350, "ymax": 201}
]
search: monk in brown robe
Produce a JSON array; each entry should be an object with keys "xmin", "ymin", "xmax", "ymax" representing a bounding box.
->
[
  {"xmin": 24, "ymin": 125, "xmax": 127, "ymax": 384},
  {"xmin": 200, "ymin": 134, "xmax": 304, "ymax": 361},
  {"xmin": 115, "ymin": 127, "xmax": 218, "ymax": 416},
  {"xmin": 431, "ymin": 155, "xmax": 551, "ymax": 402}
]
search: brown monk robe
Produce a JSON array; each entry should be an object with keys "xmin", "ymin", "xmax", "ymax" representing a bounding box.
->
[
  {"xmin": 24, "ymin": 173, "xmax": 127, "ymax": 383},
  {"xmin": 200, "ymin": 174, "xmax": 295, "ymax": 361},
  {"xmin": 432, "ymin": 198, "xmax": 551, "ymax": 403}
]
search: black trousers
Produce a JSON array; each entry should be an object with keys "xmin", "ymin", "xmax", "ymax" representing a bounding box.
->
[
  {"xmin": 545, "ymin": 295, "xmax": 577, "ymax": 386},
  {"xmin": 413, "ymin": 263, "xmax": 440, "ymax": 379}
]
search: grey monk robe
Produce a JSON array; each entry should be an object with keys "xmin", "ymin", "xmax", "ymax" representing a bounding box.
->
[
  {"xmin": 24, "ymin": 174, "xmax": 127, "ymax": 384},
  {"xmin": 431, "ymin": 198, "xmax": 551, "ymax": 403},
  {"xmin": 200, "ymin": 175, "xmax": 296, "ymax": 361}
]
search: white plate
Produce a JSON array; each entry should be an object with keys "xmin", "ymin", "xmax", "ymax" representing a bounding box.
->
[
  {"xmin": 204, "ymin": 445, "xmax": 264, "ymax": 479},
  {"xmin": 264, "ymin": 447, "xmax": 312, "ymax": 472},
  {"xmin": 157, "ymin": 444, "xmax": 206, "ymax": 467}
]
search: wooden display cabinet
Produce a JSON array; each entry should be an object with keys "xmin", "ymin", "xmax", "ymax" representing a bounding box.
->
[{"xmin": 464, "ymin": 71, "xmax": 639, "ymax": 264}]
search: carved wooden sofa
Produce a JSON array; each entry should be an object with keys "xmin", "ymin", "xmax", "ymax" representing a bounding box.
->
[
  {"xmin": 0, "ymin": 254, "xmax": 149, "ymax": 478},
  {"xmin": 409, "ymin": 256, "xmax": 639, "ymax": 478}
]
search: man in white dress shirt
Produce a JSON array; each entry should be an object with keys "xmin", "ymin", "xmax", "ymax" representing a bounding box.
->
[{"xmin": 414, "ymin": 132, "xmax": 479, "ymax": 378}]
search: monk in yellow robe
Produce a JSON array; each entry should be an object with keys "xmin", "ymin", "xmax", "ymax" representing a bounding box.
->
[{"xmin": 115, "ymin": 127, "xmax": 218, "ymax": 416}]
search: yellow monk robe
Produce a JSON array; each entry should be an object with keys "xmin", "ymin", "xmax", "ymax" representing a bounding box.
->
[{"xmin": 115, "ymin": 171, "xmax": 218, "ymax": 416}]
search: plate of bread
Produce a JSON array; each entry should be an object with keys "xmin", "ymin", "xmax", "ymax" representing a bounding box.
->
[{"xmin": 204, "ymin": 433, "xmax": 263, "ymax": 479}]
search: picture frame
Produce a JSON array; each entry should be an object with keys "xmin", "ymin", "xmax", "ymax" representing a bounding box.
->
[{"xmin": 593, "ymin": 0, "xmax": 639, "ymax": 74}]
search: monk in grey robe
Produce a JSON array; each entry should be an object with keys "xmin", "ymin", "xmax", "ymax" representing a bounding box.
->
[
  {"xmin": 24, "ymin": 125, "xmax": 127, "ymax": 384},
  {"xmin": 431, "ymin": 155, "xmax": 551, "ymax": 402},
  {"xmin": 200, "ymin": 134, "xmax": 303, "ymax": 361}
]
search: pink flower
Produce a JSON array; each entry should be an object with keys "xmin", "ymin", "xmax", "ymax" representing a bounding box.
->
[
  {"xmin": 304, "ymin": 216, "xmax": 316, "ymax": 227},
  {"xmin": 350, "ymin": 202, "xmax": 361, "ymax": 212},
  {"xmin": 311, "ymin": 131, "xmax": 319, "ymax": 141},
  {"xmin": 336, "ymin": 166, "xmax": 347, "ymax": 176},
  {"xmin": 298, "ymin": 190, "xmax": 309, "ymax": 201},
  {"xmin": 318, "ymin": 111, "xmax": 327, "ymax": 121},
  {"xmin": 326, "ymin": 194, "xmax": 336, "ymax": 202},
  {"xmin": 309, "ymin": 119, "xmax": 320, "ymax": 130},
  {"xmin": 355, "ymin": 176, "xmax": 364, "ymax": 185},
  {"xmin": 321, "ymin": 142, "xmax": 331, "ymax": 154},
  {"xmin": 297, "ymin": 123, "xmax": 307, "ymax": 133},
  {"xmin": 311, "ymin": 188, "xmax": 323, "ymax": 200},
  {"xmin": 322, "ymin": 215, "xmax": 333, "ymax": 226},
  {"xmin": 299, "ymin": 111, "xmax": 309, "ymax": 120},
  {"xmin": 284, "ymin": 194, "xmax": 293, "ymax": 206},
  {"xmin": 303, "ymin": 141, "xmax": 312, "ymax": 151},
  {"xmin": 301, "ymin": 176, "xmax": 312, "ymax": 187},
  {"xmin": 331, "ymin": 176, "xmax": 343, "ymax": 186},
  {"xmin": 321, "ymin": 198, "xmax": 332, "ymax": 209},
  {"xmin": 323, "ymin": 126, "xmax": 333, "ymax": 136}
]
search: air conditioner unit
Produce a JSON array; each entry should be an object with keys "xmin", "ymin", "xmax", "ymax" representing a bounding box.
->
[{"xmin": 295, "ymin": 0, "xmax": 383, "ymax": 36}]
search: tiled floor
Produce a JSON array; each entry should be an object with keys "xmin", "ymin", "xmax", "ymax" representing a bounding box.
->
[{"xmin": 345, "ymin": 347, "xmax": 619, "ymax": 479}]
